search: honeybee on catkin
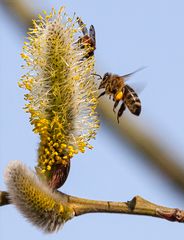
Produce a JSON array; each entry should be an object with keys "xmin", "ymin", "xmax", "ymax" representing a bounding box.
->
[
  {"xmin": 94, "ymin": 67, "xmax": 145, "ymax": 123},
  {"xmin": 77, "ymin": 17, "xmax": 96, "ymax": 58}
]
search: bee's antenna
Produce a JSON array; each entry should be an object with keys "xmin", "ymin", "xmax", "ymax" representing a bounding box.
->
[
  {"xmin": 122, "ymin": 66, "xmax": 147, "ymax": 80},
  {"xmin": 91, "ymin": 73, "xmax": 102, "ymax": 80}
]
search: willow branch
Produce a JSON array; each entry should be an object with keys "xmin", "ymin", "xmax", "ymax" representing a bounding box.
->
[
  {"xmin": 1, "ymin": 190, "xmax": 184, "ymax": 223},
  {"xmin": 68, "ymin": 194, "xmax": 184, "ymax": 222},
  {"xmin": 100, "ymin": 103, "xmax": 184, "ymax": 192}
]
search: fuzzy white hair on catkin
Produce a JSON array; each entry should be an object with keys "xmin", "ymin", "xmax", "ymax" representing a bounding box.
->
[{"xmin": 4, "ymin": 160, "xmax": 74, "ymax": 233}]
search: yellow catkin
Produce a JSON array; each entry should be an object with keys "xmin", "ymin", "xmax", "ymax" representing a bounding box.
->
[{"xmin": 19, "ymin": 7, "xmax": 99, "ymax": 182}]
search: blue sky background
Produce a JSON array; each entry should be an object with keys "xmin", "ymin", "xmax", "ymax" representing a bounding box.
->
[{"xmin": 1, "ymin": 0, "xmax": 184, "ymax": 239}]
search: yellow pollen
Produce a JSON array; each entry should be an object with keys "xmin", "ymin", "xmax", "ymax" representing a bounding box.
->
[
  {"xmin": 59, "ymin": 204, "xmax": 64, "ymax": 213},
  {"xmin": 61, "ymin": 144, "xmax": 67, "ymax": 148},
  {"xmin": 55, "ymin": 156, "xmax": 61, "ymax": 161},
  {"xmin": 47, "ymin": 165, "xmax": 51, "ymax": 171},
  {"xmin": 115, "ymin": 91, "xmax": 123, "ymax": 101}
]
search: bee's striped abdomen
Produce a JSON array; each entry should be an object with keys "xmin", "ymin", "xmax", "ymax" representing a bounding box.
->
[{"xmin": 124, "ymin": 85, "xmax": 141, "ymax": 116}]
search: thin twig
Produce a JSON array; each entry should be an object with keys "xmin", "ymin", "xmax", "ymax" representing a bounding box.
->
[
  {"xmin": 0, "ymin": 191, "xmax": 10, "ymax": 206},
  {"xmin": 1, "ymin": 190, "xmax": 184, "ymax": 223}
]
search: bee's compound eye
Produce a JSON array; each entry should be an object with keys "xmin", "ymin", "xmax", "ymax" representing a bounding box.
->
[{"xmin": 115, "ymin": 91, "xmax": 123, "ymax": 101}]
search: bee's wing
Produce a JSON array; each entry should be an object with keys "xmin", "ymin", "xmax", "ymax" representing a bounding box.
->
[
  {"xmin": 77, "ymin": 17, "xmax": 88, "ymax": 35},
  {"xmin": 126, "ymin": 80, "xmax": 147, "ymax": 95},
  {"xmin": 89, "ymin": 25, "xmax": 96, "ymax": 46},
  {"xmin": 121, "ymin": 66, "xmax": 147, "ymax": 81}
]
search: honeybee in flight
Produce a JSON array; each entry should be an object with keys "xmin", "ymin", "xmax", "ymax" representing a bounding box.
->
[
  {"xmin": 94, "ymin": 67, "xmax": 145, "ymax": 123},
  {"xmin": 77, "ymin": 17, "xmax": 96, "ymax": 58}
]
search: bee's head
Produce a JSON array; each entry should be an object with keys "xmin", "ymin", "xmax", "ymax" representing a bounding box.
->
[
  {"xmin": 98, "ymin": 72, "xmax": 111, "ymax": 89},
  {"xmin": 91, "ymin": 72, "xmax": 111, "ymax": 89}
]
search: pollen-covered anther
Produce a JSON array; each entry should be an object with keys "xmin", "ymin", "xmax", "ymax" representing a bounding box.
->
[
  {"xmin": 61, "ymin": 144, "xmax": 67, "ymax": 149},
  {"xmin": 47, "ymin": 165, "xmax": 51, "ymax": 171}
]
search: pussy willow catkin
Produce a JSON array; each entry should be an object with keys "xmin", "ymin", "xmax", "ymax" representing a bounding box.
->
[
  {"xmin": 4, "ymin": 161, "xmax": 74, "ymax": 232},
  {"xmin": 19, "ymin": 7, "xmax": 99, "ymax": 186}
]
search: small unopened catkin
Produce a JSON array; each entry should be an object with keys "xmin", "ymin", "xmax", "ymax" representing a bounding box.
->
[{"xmin": 4, "ymin": 161, "xmax": 74, "ymax": 233}]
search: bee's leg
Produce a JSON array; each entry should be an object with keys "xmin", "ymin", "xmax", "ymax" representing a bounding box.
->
[
  {"xmin": 117, "ymin": 102, "xmax": 126, "ymax": 123},
  {"xmin": 113, "ymin": 100, "xmax": 120, "ymax": 113},
  {"xmin": 98, "ymin": 91, "xmax": 106, "ymax": 98}
]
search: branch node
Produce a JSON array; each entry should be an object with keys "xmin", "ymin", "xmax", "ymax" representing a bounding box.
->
[
  {"xmin": 156, "ymin": 208, "xmax": 184, "ymax": 222},
  {"xmin": 127, "ymin": 195, "xmax": 150, "ymax": 211},
  {"xmin": 127, "ymin": 196, "xmax": 136, "ymax": 211}
]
